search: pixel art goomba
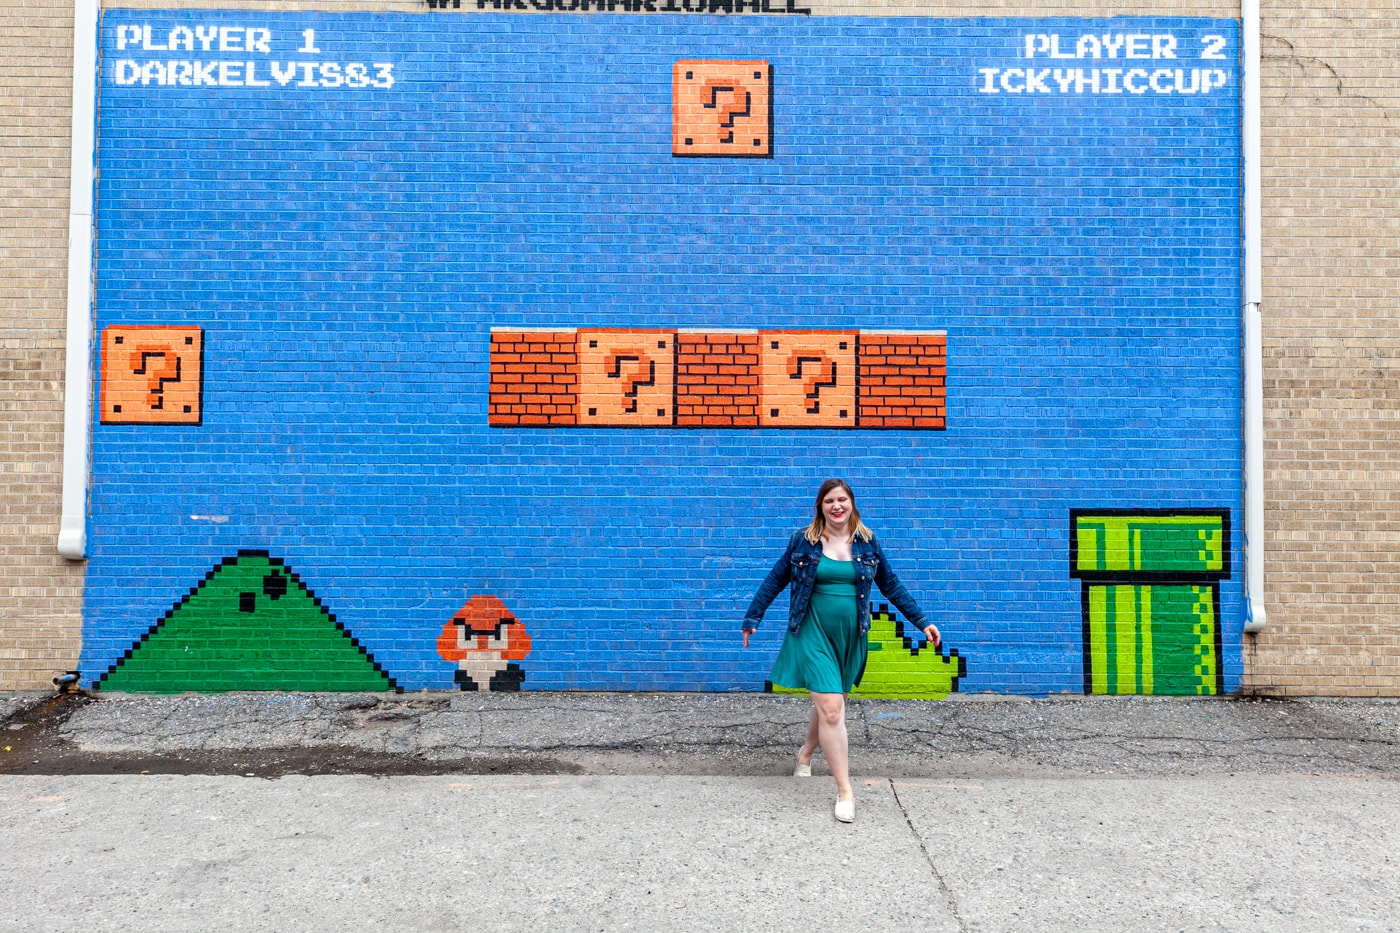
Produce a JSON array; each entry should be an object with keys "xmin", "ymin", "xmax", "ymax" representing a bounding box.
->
[{"xmin": 437, "ymin": 595, "xmax": 532, "ymax": 691}]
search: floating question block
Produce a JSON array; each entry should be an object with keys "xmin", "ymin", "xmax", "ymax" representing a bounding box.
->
[
  {"xmin": 673, "ymin": 60, "xmax": 772, "ymax": 158},
  {"xmin": 759, "ymin": 331, "xmax": 857, "ymax": 428},
  {"xmin": 99, "ymin": 325, "xmax": 204, "ymax": 425},
  {"xmin": 488, "ymin": 327, "xmax": 946, "ymax": 430},
  {"xmin": 577, "ymin": 330, "xmax": 676, "ymax": 426}
]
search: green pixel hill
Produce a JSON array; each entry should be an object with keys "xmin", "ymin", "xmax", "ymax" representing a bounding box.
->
[{"xmin": 97, "ymin": 551, "xmax": 397, "ymax": 694}]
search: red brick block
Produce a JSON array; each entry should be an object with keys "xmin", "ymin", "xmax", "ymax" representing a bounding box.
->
[
  {"xmin": 489, "ymin": 331, "xmax": 580, "ymax": 427},
  {"xmin": 856, "ymin": 332, "xmax": 946, "ymax": 429},
  {"xmin": 675, "ymin": 332, "xmax": 761, "ymax": 427}
]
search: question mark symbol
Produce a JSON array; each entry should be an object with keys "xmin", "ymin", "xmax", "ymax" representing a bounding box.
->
[
  {"xmin": 130, "ymin": 349, "xmax": 182, "ymax": 411},
  {"xmin": 788, "ymin": 353, "xmax": 838, "ymax": 415},
  {"xmin": 702, "ymin": 81, "xmax": 751, "ymax": 144},
  {"xmin": 606, "ymin": 352, "xmax": 657, "ymax": 414}
]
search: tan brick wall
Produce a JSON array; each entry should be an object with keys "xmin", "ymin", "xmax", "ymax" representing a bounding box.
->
[
  {"xmin": 0, "ymin": 0, "xmax": 85, "ymax": 690},
  {"xmin": 1244, "ymin": 3, "xmax": 1400, "ymax": 696}
]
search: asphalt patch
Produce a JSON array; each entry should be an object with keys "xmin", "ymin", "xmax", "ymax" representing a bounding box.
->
[
  {"xmin": 6, "ymin": 690, "xmax": 1399, "ymax": 780},
  {"xmin": 0, "ymin": 692, "xmax": 585, "ymax": 778}
]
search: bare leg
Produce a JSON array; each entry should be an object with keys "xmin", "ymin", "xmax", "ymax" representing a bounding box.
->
[
  {"xmin": 797, "ymin": 705, "xmax": 820, "ymax": 765},
  {"xmin": 810, "ymin": 691, "xmax": 852, "ymax": 801}
]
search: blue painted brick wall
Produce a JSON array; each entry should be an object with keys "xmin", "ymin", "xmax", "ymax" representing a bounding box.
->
[{"xmin": 84, "ymin": 11, "xmax": 1243, "ymax": 694}]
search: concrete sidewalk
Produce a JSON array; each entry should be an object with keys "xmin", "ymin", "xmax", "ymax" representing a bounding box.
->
[
  {"xmin": 2, "ymin": 692, "xmax": 1398, "ymax": 931},
  {"xmin": 0, "ymin": 772, "xmax": 1396, "ymax": 931}
]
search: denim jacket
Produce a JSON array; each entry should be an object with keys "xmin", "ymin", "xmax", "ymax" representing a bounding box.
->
[{"xmin": 742, "ymin": 530, "xmax": 928, "ymax": 636}]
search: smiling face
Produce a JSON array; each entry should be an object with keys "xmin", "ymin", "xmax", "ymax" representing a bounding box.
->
[
  {"xmin": 822, "ymin": 485, "xmax": 853, "ymax": 527},
  {"xmin": 806, "ymin": 479, "xmax": 865, "ymax": 544}
]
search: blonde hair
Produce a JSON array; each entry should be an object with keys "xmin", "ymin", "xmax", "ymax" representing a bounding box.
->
[{"xmin": 804, "ymin": 478, "xmax": 873, "ymax": 545}]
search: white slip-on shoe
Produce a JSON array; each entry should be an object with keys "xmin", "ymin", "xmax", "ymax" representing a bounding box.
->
[
  {"xmin": 834, "ymin": 798, "xmax": 855, "ymax": 823},
  {"xmin": 793, "ymin": 761, "xmax": 812, "ymax": 777}
]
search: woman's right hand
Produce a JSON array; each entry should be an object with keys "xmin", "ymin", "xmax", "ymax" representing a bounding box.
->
[{"xmin": 742, "ymin": 630, "xmax": 751, "ymax": 648}]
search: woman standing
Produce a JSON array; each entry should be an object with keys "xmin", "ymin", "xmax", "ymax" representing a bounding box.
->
[{"xmin": 742, "ymin": 479, "xmax": 939, "ymax": 823}]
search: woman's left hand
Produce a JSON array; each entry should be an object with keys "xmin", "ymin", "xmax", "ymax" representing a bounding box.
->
[{"xmin": 922, "ymin": 624, "xmax": 941, "ymax": 649}]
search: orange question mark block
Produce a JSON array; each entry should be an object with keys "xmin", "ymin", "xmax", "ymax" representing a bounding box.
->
[
  {"xmin": 577, "ymin": 330, "xmax": 676, "ymax": 427},
  {"xmin": 100, "ymin": 325, "xmax": 204, "ymax": 425},
  {"xmin": 673, "ymin": 60, "xmax": 772, "ymax": 158},
  {"xmin": 759, "ymin": 331, "xmax": 857, "ymax": 428}
]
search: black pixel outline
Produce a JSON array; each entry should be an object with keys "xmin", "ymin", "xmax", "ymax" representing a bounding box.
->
[
  {"xmin": 605, "ymin": 354, "xmax": 657, "ymax": 414},
  {"xmin": 132, "ymin": 351, "xmax": 180, "ymax": 410},
  {"xmin": 788, "ymin": 355, "xmax": 837, "ymax": 415},
  {"xmin": 852, "ymin": 333, "xmax": 861, "ymax": 428},
  {"xmin": 94, "ymin": 549, "xmax": 403, "ymax": 693},
  {"xmin": 878, "ymin": 603, "xmax": 965, "ymax": 694},
  {"xmin": 670, "ymin": 335, "xmax": 680, "ymax": 426},
  {"xmin": 702, "ymin": 83, "xmax": 751, "ymax": 143}
]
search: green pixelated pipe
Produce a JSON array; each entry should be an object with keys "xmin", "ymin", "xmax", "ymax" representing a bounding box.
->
[
  {"xmin": 1074, "ymin": 514, "xmax": 1225, "ymax": 575},
  {"xmin": 1085, "ymin": 583, "xmax": 1218, "ymax": 696}
]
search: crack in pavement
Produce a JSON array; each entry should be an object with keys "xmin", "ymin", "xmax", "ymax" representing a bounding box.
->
[{"xmin": 888, "ymin": 777, "xmax": 968, "ymax": 933}]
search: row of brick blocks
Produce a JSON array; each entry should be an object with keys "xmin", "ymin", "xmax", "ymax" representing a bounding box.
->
[{"xmin": 489, "ymin": 328, "xmax": 946, "ymax": 429}]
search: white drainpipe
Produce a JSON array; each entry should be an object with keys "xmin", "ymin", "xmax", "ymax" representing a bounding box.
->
[
  {"xmin": 58, "ymin": 0, "xmax": 99, "ymax": 560},
  {"xmin": 1241, "ymin": 0, "xmax": 1266, "ymax": 631}
]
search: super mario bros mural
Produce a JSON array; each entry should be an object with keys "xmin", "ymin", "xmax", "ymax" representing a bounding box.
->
[
  {"xmin": 1071, "ymin": 510, "xmax": 1230, "ymax": 696},
  {"xmin": 83, "ymin": 12, "xmax": 1243, "ymax": 695}
]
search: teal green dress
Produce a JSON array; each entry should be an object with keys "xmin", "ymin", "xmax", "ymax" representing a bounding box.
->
[{"xmin": 769, "ymin": 556, "xmax": 868, "ymax": 694}]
